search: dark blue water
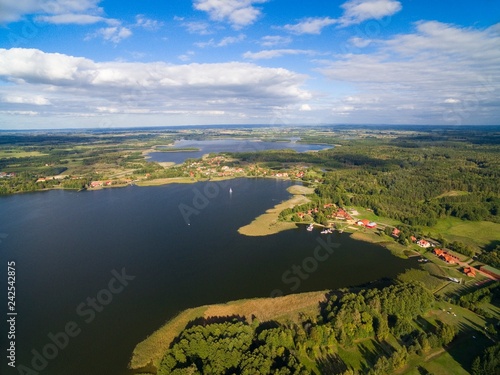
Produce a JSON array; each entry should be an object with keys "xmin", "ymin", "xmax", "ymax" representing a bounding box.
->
[
  {"xmin": 147, "ymin": 139, "xmax": 330, "ymax": 164},
  {"xmin": 0, "ymin": 179, "xmax": 416, "ymax": 375}
]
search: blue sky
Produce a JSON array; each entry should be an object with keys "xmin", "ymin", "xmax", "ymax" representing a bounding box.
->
[{"xmin": 0, "ymin": 0, "xmax": 498, "ymax": 129}]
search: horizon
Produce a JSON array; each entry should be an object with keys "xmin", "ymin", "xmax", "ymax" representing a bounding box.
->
[
  {"xmin": 0, "ymin": 0, "xmax": 499, "ymax": 129},
  {"xmin": 2, "ymin": 123, "xmax": 500, "ymax": 133}
]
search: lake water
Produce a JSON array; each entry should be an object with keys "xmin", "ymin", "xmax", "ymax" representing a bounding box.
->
[
  {"xmin": 147, "ymin": 139, "xmax": 330, "ymax": 164},
  {"xmin": 0, "ymin": 179, "xmax": 418, "ymax": 375}
]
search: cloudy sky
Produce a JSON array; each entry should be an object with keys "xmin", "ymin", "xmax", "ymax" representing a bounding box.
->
[{"xmin": 0, "ymin": 0, "xmax": 498, "ymax": 129}]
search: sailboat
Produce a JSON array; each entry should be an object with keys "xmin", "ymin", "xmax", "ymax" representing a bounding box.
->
[{"xmin": 229, "ymin": 188, "xmax": 233, "ymax": 194}]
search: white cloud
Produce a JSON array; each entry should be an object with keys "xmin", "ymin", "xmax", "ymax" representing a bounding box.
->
[
  {"xmin": 218, "ymin": 34, "xmax": 246, "ymax": 46},
  {"xmin": 196, "ymin": 34, "xmax": 246, "ymax": 48},
  {"xmin": 134, "ymin": 15, "xmax": 163, "ymax": 31},
  {"xmin": 349, "ymin": 37, "xmax": 373, "ymax": 48},
  {"xmin": 260, "ymin": 35, "xmax": 292, "ymax": 47},
  {"xmin": 0, "ymin": 0, "xmax": 104, "ymax": 24},
  {"xmin": 86, "ymin": 26, "xmax": 132, "ymax": 43},
  {"xmin": 317, "ymin": 21, "xmax": 500, "ymax": 124},
  {"xmin": 243, "ymin": 49, "xmax": 317, "ymax": 60},
  {"xmin": 282, "ymin": 0, "xmax": 402, "ymax": 35},
  {"xmin": 0, "ymin": 48, "xmax": 311, "ymax": 125},
  {"xmin": 283, "ymin": 17, "xmax": 336, "ymax": 35},
  {"xmin": 178, "ymin": 51, "xmax": 195, "ymax": 62},
  {"xmin": 2, "ymin": 94, "xmax": 51, "ymax": 105},
  {"xmin": 300, "ymin": 104, "xmax": 312, "ymax": 111},
  {"xmin": 182, "ymin": 21, "xmax": 214, "ymax": 35},
  {"xmin": 36, "ymin": 13, "xmax": 107, "ymax": 25},
  {"xmin": 0, "ymin": 110, "xmax": 39, "ymax": 116},
  {"xmin": 338, "ymin": 0, "xmax": 402, "ymax": 27},
  {"xmin": 194, "ymin": 0, "xmax": 268, "ymax": 29}
]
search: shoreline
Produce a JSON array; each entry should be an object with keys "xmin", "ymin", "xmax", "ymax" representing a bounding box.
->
[
  {"xmin": 129, "ymin": 291, "xmax": 327, "ymax": 373},
  {"xmin": 5, "ymin": 175, "xmax": 416, "ymax": 259},
  {"xmin": 349, "ymin": 230, "xmax": 414, "ymax": 259},
  {"xmin": 237, "ymin": 185, "xmax": 314, "ymax": 237}
]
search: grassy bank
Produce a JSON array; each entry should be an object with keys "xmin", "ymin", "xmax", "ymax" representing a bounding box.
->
[
  {"xmin": 238, "ymin": 185, "xmax": 314, "ymax": 236},
  {"xmin": 129, "ymin": 291, "xmax": 327, "ymax": 372},
  {"xmin": 134, "ymin": 176, "xmax": 236, "ymax": 186},
  {"xmin": 350, "ymin": 230, "xmax": 410, "ymax": 258}
]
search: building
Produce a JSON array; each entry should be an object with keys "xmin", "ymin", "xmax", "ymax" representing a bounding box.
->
[
  {"xmin": 357, "ymin": 219, "xmax": 370, "ymax": 227},
  {"xmin": 479, "ymin": 265, "xmax": 500, "ymax": 280},
  {"xmin": 367, "ymin": 222, "xmax": 377, "ymax": 228},
  {"xmin": 433, "ymin": 248, "xmax": 459, "ymax": 264},
  {"xmin": 392, "ymin": 228, "xmax": 400, "ymax": 237},
  {"xmin": 417, "ymin": 239, "xmax": 431, "ymax": 248},
  {"xmin": 463, "ymin": 267, "xmax": 476, "ymax": 277}
]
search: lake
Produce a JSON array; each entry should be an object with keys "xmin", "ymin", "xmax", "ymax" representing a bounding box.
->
[
  {"xmin": 0, "ymin": 179, "xmax": 418, "ymax": 375},
  {"xmin": 147, "ymin": 139, "xmax": 330, "ymax": 164}
]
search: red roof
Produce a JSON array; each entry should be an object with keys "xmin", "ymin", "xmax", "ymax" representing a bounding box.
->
[
  {"xmin": 464, "ymin": 267, "xmax": 476, "ymax": 277},
  {"xmin": 434, "ymin": 248, "xmax": 445, "ymax": 256}
]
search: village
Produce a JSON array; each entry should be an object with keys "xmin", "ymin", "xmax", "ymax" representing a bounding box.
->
[
  {"xmin": 282, "ymin": 199, "xmax": 500, "ymax": 288},
  {"xmin": 81, "ymin": 154, "xmax": 314, "ymax": 190}
]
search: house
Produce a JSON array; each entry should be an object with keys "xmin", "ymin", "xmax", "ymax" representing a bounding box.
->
[
  {"xmin": 392, "ymin": 228, "xmax": 400, "ymax": 237},
  {"xmin": 358, "ymin": 219, "xmax": 370, "ymax": 227},
  {"xmin": 90, "ymin": 181, "xmax": 103, "ymax": 188},
  {"xmin": 442, "ymin": 253, "xmax": 458, "ymax": 264},
  {"xmin": 411, "ymin": 236, "xmax": 417, "ymax": 242},
  {"xmin": 105, "ymin": 181, "xmax": 112, "ymax": 186},
  {"xmin": 417, "ymin": 239, "xmax": 431, "ymax": 248},
  {"xmin": 433, "ymin": 248, "xmax": 459, "ymax": 264},
  {"xmin": 463, "ymin": 267, "xmax": 476, "ymax": 277},
  {"xmin": 367, "ymin": 222, "xmax": 377, "ymax": 228},
  {"xmin": 433, "ymin": 248, "xmax": 445, "ymax": 256}
]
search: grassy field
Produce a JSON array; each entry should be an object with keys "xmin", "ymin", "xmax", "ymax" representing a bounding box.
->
[
  {"xmin": 424, "ymin": 217, "xmax": 500, "ymax": 250},
  {"xmin": 129, "ymin": 291, "xmax": 327, "ymax": 371},
  {"xmin": 0, "ymin": 150, "xmax": 48, "ymax": 158},
  {"xmin": 349, "ymin": 206, "xmax": 401, "ymax": 226}
]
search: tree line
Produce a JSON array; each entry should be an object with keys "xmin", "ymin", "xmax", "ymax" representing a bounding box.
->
[{"xmin": 156, "ymin": 282, "xmax": 459, "ymax": 374}]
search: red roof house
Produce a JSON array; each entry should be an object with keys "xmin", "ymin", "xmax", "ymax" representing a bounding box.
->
[
  {"xmin": 417, "ymin": 239, "xmax": 431, "ymax": 248},
  {"xmin": 463, "ymin": 267, "xmax": 476, "ymax": 277},
  {"xmin": 358, "ymin": 219, "xmax": 370, "ymax": 227}
]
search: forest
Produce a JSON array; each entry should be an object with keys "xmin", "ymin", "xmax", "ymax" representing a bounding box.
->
[
  {"xmin": 154, "ymin": 281, "xmax": 499, "ymax": 374},
  {"xmin": 230, "ymin": 132, "xmax": 500, "ymax": 228}
]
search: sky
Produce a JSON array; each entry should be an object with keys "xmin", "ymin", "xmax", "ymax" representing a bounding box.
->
[{"xmin": 0, "ymin": 0, "xmax": 499, "ymax": 129}]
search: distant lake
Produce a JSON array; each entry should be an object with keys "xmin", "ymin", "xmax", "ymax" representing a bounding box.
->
[
  {"xmin": 0, "ymin": 179, "xmax": 417, "ymax": 375},
  {"xmin": 147, "ymin": 139, "xmax": 330, "ymax": 164}
]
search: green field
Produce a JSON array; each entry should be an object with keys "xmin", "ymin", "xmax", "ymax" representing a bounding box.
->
[
  {"xmin": 424, "ymin": 218, "xmax": 500, "ymax": 250},
  {"xmin": 0, "ymin": 150, "xmax": 48, "ymax": 158},
  {"xmin": 349, "ymin": 206, "xmax": 401, "ymax": 226}
]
